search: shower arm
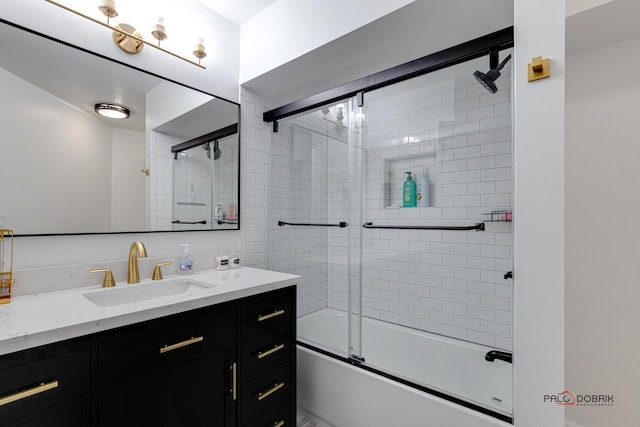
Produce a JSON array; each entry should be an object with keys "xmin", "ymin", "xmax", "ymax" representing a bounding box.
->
[{"xmin": 497, "ymin": 54, "xmax": 512, "ymax": 71}]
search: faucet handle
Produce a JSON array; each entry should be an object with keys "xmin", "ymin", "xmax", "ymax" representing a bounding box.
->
[
  {"xmin": 152, "ymin": 262, "xmax": 172, "ymax": 280},
  {"xmin": 90, "ymin": 269, "xmax": 116, "ymax": 288}
]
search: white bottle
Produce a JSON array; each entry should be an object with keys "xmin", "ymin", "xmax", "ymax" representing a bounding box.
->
[
  {"xmin": 416, "ymin": 169, "xmax": 429, "ymax": 207},
  {"xmin": 179, "ymin": 244, "xmax": 193, "ymax": 274}
]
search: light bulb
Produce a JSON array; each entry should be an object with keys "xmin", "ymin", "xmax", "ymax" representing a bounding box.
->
[
  {"xmin": 193, "ymin": 38, "xmax": 206, "ymax": 60},
  {"xmin": 151, "ymin": 16, "xmax": 167, "ymax": 43}
]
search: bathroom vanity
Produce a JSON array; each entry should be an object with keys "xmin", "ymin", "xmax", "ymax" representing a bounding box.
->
[{"xmin": 0, "ymin": 267, "xmax": 298, "ymax": 427}]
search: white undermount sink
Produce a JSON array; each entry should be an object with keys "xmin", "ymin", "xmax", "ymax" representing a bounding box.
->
[{"xmin": 82, "ymin": 278, "xmax": 214, "ymax": 307}]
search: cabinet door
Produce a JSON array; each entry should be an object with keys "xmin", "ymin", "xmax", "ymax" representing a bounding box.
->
[
  {"xmin": 98, "ymin": 344, "xmax": 236, "ymax": 427},
  {"xmin": 0, "ymin": 348, "xmax": 90, "ymax": 427}
]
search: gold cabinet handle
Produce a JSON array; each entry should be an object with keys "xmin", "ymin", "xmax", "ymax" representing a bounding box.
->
[
  {"xmin": 230, "ymin": 362, "xmax": 237, "ymax": 401},
  {"xmin": 258, "ymin": 344, "xmax": 285, "ymax": 360},
  {"xmin": 0, "ymin": 381, "xmax": 59, "ymax": 407},
  {"xmin": 258, "ymin": 309, "xmax": 285, "ymax": 322},
  {"xmin": 274, "ymin": 421, "xmax": 285, "ymax": 427},
  {"xmin": 257, "ymin": 382, "xmax": 285, "ymax": 401},
  {"xmin": 160, "ymin": 336, "xmax": 203, "ymax": 354}
]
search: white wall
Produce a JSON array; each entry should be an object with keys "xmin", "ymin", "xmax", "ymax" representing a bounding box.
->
[
  {"xmin": 565, "ymin": 36, "xmax": 640, "ymax": 427},
  {"xmin": 111, "ymin": 128, "xmax": 145, "ymax": 231},
  {"xmin": 0, "ymin": 66, "xmax": 112, "ymax": 234},
  {"xmin": 513, "ymin": 0, "xmax": 565, "ymax": 426},
  {"xmin": 239, "ymin": 0, "xmax": 414, "ymax": 84},
  {"xmin": 566, "ymin": 0, "xmax": 614, "ymax": 16}
]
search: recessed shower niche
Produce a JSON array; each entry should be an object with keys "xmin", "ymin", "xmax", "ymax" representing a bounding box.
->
[{"xmin": 382, "ymin": 150, "xmax": 438, "ymax": 209}]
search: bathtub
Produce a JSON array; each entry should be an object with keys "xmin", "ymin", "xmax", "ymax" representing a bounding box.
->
[{"xmin": 297, "ymin": 308, "xmax": 513, "ymax": 426}]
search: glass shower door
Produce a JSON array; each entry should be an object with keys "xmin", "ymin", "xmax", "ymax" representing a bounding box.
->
[
  {"xmin": 347, "ymin": 51, "xmax": 514, "ymax": 416},
  {"xmin": 267, "ymin": 100, "xmax": 358, "ymax": 360}
]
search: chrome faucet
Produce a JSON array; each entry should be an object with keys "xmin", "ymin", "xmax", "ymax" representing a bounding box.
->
[{"xmin": 127, "ymin": 241, "xmax": 148, "ymax": 284}]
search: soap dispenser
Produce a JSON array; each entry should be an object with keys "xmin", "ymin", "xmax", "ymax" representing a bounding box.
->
[
  {"xmin": 403, "ymin": 171, "xmax": 417, "ymax": 207},
  {"xmin": 179, "ymin": 244, "xmax": 193, "ymax": 274}
]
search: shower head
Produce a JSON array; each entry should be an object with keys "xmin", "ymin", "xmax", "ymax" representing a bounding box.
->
[
  {"xmin": 473, "ymin": 52, "xmax": 512, "ymax": 94},
  {"xmin": 203, "ymin": 140, "xmax": 221, "ymax": 160},
  {"xmin": 213, "ymin": 140, "xmax": 221, "ymax": 160}
]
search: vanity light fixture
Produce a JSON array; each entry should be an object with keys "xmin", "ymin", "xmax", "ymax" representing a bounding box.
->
[
  {"xmin": 94, "ymin": 103, "xmax": 130, "ymax": 119},
  {"xmin": 44, "ymin": 0, "xmax": 207, "ymax": 69}
]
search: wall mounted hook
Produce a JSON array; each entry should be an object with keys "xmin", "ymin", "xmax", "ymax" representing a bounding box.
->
[{"xmin": 528, "ymin": 56, "xmax": 550, "ymax": 82}]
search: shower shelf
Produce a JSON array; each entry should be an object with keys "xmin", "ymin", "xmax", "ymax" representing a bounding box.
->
[
  {"xmin": 363, "ymin": 222, "xmax": 485, "ymax": 231},
  {"xmin": 172, "ymin": 220, "xmax": 207, "ymax": 225},
  {"xmin": 278, "ymin": 221, "xmax": 348, "ymax": 228},
  {"xmin": 482, "ymin": 210, "xmax": 512, "ymax": 222}
]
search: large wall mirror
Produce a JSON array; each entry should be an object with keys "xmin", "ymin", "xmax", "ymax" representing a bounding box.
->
[{"xmin": 0, "ymin": 20, "xmax": 240, "ymax": 236}]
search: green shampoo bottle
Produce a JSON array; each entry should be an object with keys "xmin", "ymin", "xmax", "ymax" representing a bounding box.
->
[{"xmin": 403, "ymin": 171, "xmax": 417, "ymax": 207}]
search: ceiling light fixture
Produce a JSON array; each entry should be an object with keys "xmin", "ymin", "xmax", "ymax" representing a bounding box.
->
[
  {"xmin": 44, "ymin": 0, "xmax": 207, "ymax": 69},
  {"xmin": 94, "ymin": 103, "xmax": 130, "ymax": 119}
]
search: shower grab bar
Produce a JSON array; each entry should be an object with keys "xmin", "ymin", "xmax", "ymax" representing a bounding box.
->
[
  {"xmin": 485, "ymin": 350, "xmax": 512, "ymax": 363},
  {"xmin": 363, "ymin": 222, "xmax": 485, "ymax": 231},
  {"xmin": 278, "ymin": 221, "xmax": 348, "ymax": 228},
  {"xmin": 172, "ymin": 220, "xmax": 207, "ymax": 225}
]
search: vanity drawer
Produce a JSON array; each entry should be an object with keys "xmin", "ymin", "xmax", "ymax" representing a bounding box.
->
[
  {"xmin": 98, "ymin": 306, "xmax": 236, "ymax": 387},
  {"xmin": 239, "ymin": 362, "xmax": 292, "ymax": 426},
  {"xmin": 240, "ymin": 289, "xmax": 293, "ymax": 337},
  {"xmin": 0, "ymin": 349, "xmax": 90, "ymax": 425},
  {"xmin": 242, "ymin": 403, "xmax": 293, "ymax": 427},
  {"xmin": 240, "ymin": 326, "xmax": 292, "ymax": 380}
]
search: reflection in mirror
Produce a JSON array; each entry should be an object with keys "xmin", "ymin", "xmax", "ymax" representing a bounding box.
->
[
  {"xmin": 169, "ymin": 126, "xmax": 239, "ymax": 230},
  {"xmin": 0, "ymin": 20, "xmax": 240, "ymax": 236}
]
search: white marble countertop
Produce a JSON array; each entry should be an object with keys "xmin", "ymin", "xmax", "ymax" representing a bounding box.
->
[{"xmin": 0, "ymin": 267, "xmax": 299, "ymax": 356}]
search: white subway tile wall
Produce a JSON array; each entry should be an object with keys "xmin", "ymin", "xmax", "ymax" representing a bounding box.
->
[{"xmin": 242, "ymin": 57, "xmax": 513, "ymax": 350}]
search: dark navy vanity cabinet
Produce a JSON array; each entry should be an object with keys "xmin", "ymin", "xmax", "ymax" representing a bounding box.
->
[{"xmin": 0, "ymin": 286, "xmax": 296, "ymax": 427}]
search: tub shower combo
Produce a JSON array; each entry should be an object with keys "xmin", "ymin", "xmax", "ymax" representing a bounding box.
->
[{"xmin": 265, "ymin": 28, "xmax": 515, "ymax": 425}]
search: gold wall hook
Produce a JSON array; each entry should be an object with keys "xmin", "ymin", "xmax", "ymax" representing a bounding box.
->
[
  {"xmin": 528, "ymin": 56, "xmax": 550, "ymax": 82},
  {"xmin": 141, "ymin": 168, "xmax": 150, "ymax": 176}
]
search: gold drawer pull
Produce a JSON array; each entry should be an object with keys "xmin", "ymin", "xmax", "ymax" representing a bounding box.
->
[
  {"xmin": 0, "ymin": 381, "xmax": 59, "ymax": 407},
  {"xmin": 257, "ymin": 382, "xmax": 285, "ymax": 401},
  {"xmin": 258, "ymin": 344, "xmax": 285, "ymax": 360},
  {"xmin": 160, "ymin": 336, "xmax": 204, "ymax": 354},
  {"xmin": 230, "ymin": 362, "xmax": 237, "ymax": 401},
  {"xmin": 274, "ymin": 421, "xmax": 285, "ymax": 427},
  {"xmin": 258, "ymin": 309, "xmax": 285, "ymax": 322}
]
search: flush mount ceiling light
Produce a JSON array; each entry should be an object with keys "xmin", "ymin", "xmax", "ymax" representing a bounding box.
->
[
  {"xmin": 44, "ymin": 0, "xmax": 207, "ymax": 68},
  {"xmin": 94, "ymin": 103, "xmax": 130, "ymax": 119}
]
